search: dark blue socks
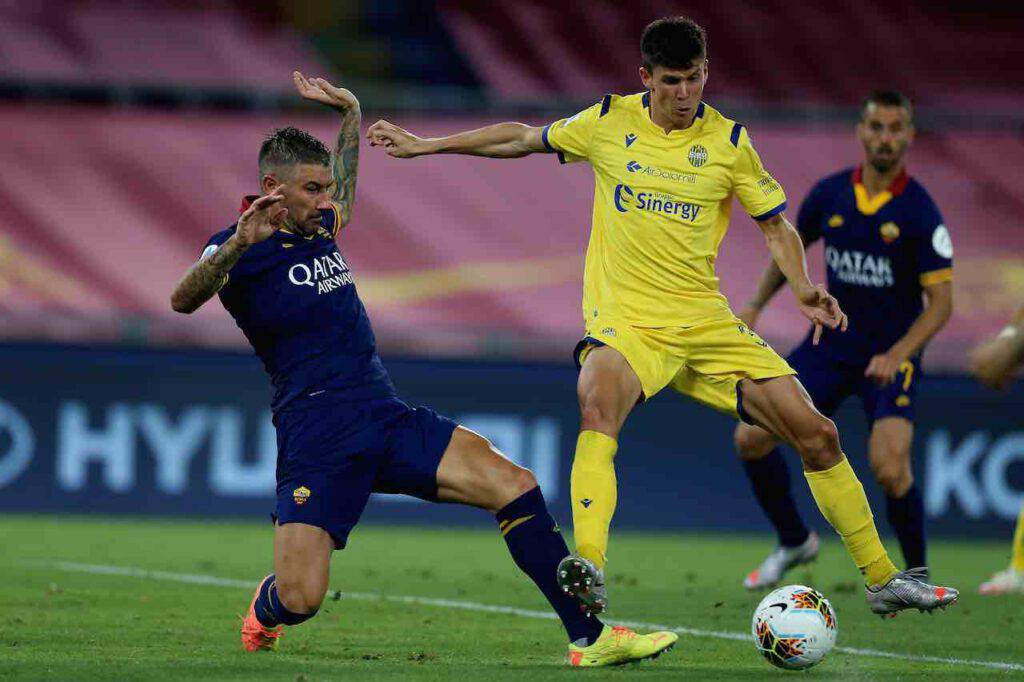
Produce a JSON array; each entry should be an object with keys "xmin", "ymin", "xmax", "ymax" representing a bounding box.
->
[
  {"xmin": 497, "ymin": 487, "xmax": 604, "ymax": 646},
  {"xmin": 742, "ymin": 448, "xmax": 811, "ymax": 548},
  {"xmin": 886, "ymin": 484, "xmax": 926, "ymax": 569},
  {"xmin": 253, "ymin": 575, "xmax": 318, "ymax": 627}
]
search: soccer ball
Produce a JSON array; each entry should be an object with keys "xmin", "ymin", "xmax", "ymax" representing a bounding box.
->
[{"xmin": 751, "ymin": 584, "xmax": 838, "ymax": 670}]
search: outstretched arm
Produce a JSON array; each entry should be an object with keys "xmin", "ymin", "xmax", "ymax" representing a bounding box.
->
[
  {"xmin": 170, "ymin": 190, "xmax": 287, "ymax": 314},
  {"xmin": 293, "ymin": 71, "xmax": 361, "ymax": 227},
  {"xmin": 366, "ymin": 120, "xmax": 548, "ymax": 159},
  {"xmin": 756, "ymin": 212, "xmax": 847, "ymax": 344}
]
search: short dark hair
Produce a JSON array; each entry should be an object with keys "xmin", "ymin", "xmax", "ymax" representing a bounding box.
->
[
  {"xmin": 641, "ymin": 16, "xmax": 707, "ymax": 72},
  {"xmin": 258, "ymin": 126, "xmax": 330, "ymax": 177},
  {"xmin": 860, "ymin": 90, "xmax": 913, "ymax": 122}
]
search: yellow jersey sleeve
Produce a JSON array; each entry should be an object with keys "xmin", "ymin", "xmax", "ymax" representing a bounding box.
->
[
  {"xmin": 731, "ymin": 127, "xmax": 787, "ymax": 221},
  {"xmin": 542, "ymin": 98, "xmax": 606, "ymax": 164}
]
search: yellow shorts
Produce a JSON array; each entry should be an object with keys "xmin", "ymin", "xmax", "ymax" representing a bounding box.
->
[{"xmin": 574, "ymin": 315, "xmax": 795, "ymax": 420}]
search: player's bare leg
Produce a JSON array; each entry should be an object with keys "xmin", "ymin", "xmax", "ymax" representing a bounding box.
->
[
  {"xmin": 556, "ymin": 346, "xmax": 643, "ymax": 615},
  {"xmin": 242, "ymin": 523, "xmax": 332, "ymax": 651},
  {"xmin": 436, "ymin": 426, "xmax": 676, "ymax": 665},
  {"xmin": 869, "ymin": 417, "xmax": 926, "ymax": 571},
  {"xmin": 735, "ymin": 423, "xmax": 819, "ymax": 589},
  {"xmin": 739, "ymin": 375, "xmax": 958, "ymax": 615}
]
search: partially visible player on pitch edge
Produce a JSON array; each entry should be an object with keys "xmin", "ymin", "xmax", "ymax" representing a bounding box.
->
[
  {"xmin": 366, "ymin": 17, "xmax": 958, "ymax": 618},
  {"xmin": 734, "ymin": 92, "xmax": 954, "ymax": 590},
  {"xmin": 170, "ymin": 72, "xmax": 675, "ymax": 668},
  {"xmin": 971, "ymin": 304, "xmax": 1024, "ymax": 595}
]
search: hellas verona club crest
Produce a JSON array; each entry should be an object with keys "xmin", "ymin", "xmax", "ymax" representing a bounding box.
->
[
  {"xmin": 293, "ymin": 486, "xmax": 311, "ymax": 505},
  {"xmin": 688, "ymin": 144, "xmax": 709, "ymax": 168}
]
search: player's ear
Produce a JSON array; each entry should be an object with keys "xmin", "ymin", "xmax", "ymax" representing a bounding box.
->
[
  {"xmin": 639, "ymin": 65, "xmax": 653, "ymax": 89},
  {"xmin": 261, "ymin": 173, "xmax": 281, "ymax": 195}
]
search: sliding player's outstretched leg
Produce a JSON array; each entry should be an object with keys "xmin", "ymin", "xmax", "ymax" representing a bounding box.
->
[
  {"xmin": 559, "ymin": 345, "xmax": 642, "ymax": 615},
  {"xmin": 738, "ymin": 374, "xmax": 958, "ymax": 616},
  {"xmin": 242, "ymin": 522, "xmax": 332, "ymax": 651},
  {"xmin": 435, "ymin": 425, "xmax": 676, "ymax": 666}
]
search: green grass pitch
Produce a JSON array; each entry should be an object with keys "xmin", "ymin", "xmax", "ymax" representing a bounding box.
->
[{"xmin": 1, "ymin": 515, "xmax": 1021, "ymax": 680}]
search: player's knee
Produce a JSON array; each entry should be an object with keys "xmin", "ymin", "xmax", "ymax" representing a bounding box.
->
[
  {"xmin": 795, "ymin": 418, "xmax": 841, "ymax": 470},
  {"xmin": 871, "ymin": 457, "xmax": 913, "ymax": 497},
  {"xmin": 579, "ymin": 403, "xmax": 618, "ymax": 435},
  {"xmin": 502, "ymin": 464, "xmax": 539, "ymax": 502},
  {"xmin": 275, "ymin": 575, "xmax": 326, "ymax": 617},
  {"xmin": 734, "ymin": 424, "xmax": 774, "ymax": 460}
]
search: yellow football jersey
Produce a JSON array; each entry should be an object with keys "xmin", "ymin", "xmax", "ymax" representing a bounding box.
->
[{"xmin": 543, "ymin": 92, "xmax": 787, "ymax": 326}]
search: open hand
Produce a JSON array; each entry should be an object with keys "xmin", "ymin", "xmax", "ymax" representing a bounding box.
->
[
  {"xmin": 366, "ymin": 119, "xmax": 428, "ymax": 158},
  {"xmin": 293, "ymin": 71, "xmax": 359, "ymax": 112},
  {"xmin": 236, "ymin": 188, "xmax": 288, "ymax": 247},
  {"xmin": 796, "ymin": 283, "xmax": 848, "ymax": 345}
]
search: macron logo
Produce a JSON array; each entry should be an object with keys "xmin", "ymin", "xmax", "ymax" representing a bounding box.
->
[
  {"xmin": 625, "ymin": 133, "xmax": 637, "ymax": 147},
  {"xmin": 581, "ymin": 498, "xmax": 593, "ymax": 508},
  {"xmin": 626, "ymin": 160, "xmax": 642, "ymax": 173}
]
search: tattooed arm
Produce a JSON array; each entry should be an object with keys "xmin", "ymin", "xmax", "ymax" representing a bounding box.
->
[
  {"xmin": 293, "ymin": 71, "xmax": 361, "ymax": 228},
  {"xmin": 170, "ymin": 190, "xmax": 287, "ymax": 313}
]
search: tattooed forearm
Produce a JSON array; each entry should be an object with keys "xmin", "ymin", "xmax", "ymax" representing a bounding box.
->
[
  {"xmin": 170, "ymin": 235, "xmax": 248, "ymax": 313},
  {"xmin": 331, "ymin": 106, "xmax": 361, "ymax": 227}
]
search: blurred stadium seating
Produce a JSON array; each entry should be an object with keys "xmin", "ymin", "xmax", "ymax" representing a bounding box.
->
[
  {"xmin": 0, "ymin": 0, "xmax": 1022, "ymax": 368},
  {"xmin": 439, "ymin": 0, "xmax": 1024, "ymax": 110}
]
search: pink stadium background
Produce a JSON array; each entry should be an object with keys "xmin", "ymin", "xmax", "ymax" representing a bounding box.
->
[{"xmin": 1, "ymin": 0, "xmax": 1021, "ymax": 369}]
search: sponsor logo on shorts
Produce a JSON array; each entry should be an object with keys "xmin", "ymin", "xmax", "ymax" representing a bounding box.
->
[
  {"xmin": 828, "ymin": 214, "xmax": 844, "ymax": 228},
  {"xmin": 896, "ymin": 395, "xmax": 911, "ymax": 407},
  {"xmin": 737, "ymin": 324, "xmax": 769, "ymax": 348},
  {"xmin": 601, "ymin": 327, "xmax": 616, "ymax": 337},
  {"xmin": 293, "ymin": 486, "xmax": 311, "ymax": 505},
  {"xmin": 580, "ymin": 498, "xmax": 593, "ymax": 508}
]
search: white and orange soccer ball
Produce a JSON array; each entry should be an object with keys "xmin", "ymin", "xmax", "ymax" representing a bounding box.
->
[{"xmin": 752, "ymin": 584, "xmax": 838, "ymax": 670}]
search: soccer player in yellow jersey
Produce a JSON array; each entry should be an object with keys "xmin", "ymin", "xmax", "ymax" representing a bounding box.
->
[
  {"xmin": 971, "ymin": 305, "xmax": 1024, "ymax": 595},
  {"xmin": 367, "ymin": 16, "xmax": 958, "ymax": 617}
]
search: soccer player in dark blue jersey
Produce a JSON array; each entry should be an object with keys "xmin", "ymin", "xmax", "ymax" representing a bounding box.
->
[
  {"xmin": 732, "ymin": 91, "xmax": 954, "ymax": 589},
  {"xmin": 169, "ymin": 72, "xmax": 675, "ymax": 667}
]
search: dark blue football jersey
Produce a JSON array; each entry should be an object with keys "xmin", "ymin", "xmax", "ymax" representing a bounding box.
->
[
  {"xmin": 204, "ymin": 197, "xmax": 395, "ymax": 411},
  {"xmin": 797, "ymin": 167, "xmax": 953, "ymax": 365}
]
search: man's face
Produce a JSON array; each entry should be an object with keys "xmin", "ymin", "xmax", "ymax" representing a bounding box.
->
[
  {"xmin": 640, "ymin": 61, "xmax": 708, "ymax": 128},
  {"xmin": 857, "ymin": 104, "xmax": 914, "ymax": 173},
  {"xmin": 263, "ymin": 163, "xmax": 334, "ymax": 234}
]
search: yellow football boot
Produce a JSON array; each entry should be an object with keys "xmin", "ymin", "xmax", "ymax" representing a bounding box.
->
[{"xmin": 567, "ymin": 624, "xmax": 677, "ymax": 667}]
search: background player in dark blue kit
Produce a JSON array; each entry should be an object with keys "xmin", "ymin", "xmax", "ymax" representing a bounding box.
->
[
  {"xmin": 169, "ymin": 72, "xmax": 675, "ymax": 667},
  {"xmin": 732, "ymin": 92, "xmax": 955, "ymax": 589}
]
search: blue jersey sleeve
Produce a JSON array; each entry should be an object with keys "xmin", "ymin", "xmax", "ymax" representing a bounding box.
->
[
  {"xmin": 796, "ymin": 180, "xmax": 828, "ymax": 243},
  {"xmin": 910, "ymin": 192, "xmax": 953, "ymax": 286}
]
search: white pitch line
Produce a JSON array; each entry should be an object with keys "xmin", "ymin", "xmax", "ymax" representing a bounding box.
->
[{"xmin": 43, "ymin": 561, "xmax": 1024, "ymax": 673}]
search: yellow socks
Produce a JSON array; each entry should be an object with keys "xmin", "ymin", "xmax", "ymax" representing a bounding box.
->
[
  {"xmin": 804, "ymin": 457, "xmax": 899, "ymax": 586},
  {"xmin": 570, "ymin": 430, "xmax": 618, "ymax": 569},
  {"xmin": 1012, "ymin": 504, "xmax": 1024, "ymax": 573}
]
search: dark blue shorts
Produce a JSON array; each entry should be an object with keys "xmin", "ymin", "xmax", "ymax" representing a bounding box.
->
[
  {"xmin": 787, "ymin": 340, "xmax": 920, "ymax": 424},
  {"xmin": 272, "ymin": 395, "xmax": 457, "ymax": 549}
]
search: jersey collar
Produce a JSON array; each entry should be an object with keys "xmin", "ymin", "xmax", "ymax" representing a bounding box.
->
[
  {"xmin": 851, "ymin": 166, "xmax": 909, "ymax": 215},
  {"xmin": 639, "ymin": 92, "xmax": 706, "ymax": 137}
]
